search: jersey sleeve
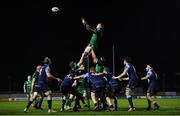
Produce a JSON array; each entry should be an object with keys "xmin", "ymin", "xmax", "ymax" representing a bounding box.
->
[
  {"xmin": 45, "ymin": 66, "xmax": 50, "ymax": 74},
  {"xmin": 83, "ymin": 73, "xmax": 90, "ymax": 79},
  {"xmin": 125, "ymin": 64, "xmax": 130, "ymax": 71},
  {"xmin": 32, "ymin": 72, "xmax": 37, "ymax": 79},
  {"xmin": 146, "ymin": 71, "xmax": 152, "ymax": 79}
]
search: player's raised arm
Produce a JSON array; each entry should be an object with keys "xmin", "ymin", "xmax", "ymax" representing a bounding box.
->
[
  {"xmin": 77, "ymin": 52, "xmax": 86, "ymax": 67},
  {"xmin": 81, "ymin": 17, "xmax": 87, "ymax": 25},
  {"xmin": 81, "ymin": 17, "xmax": 96, "ymax": 33}
]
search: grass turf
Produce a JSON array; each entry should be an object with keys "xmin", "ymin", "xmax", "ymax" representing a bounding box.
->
[{"xmin": 0, "ymin": 98, "xmax": 180, "ymax": 115}]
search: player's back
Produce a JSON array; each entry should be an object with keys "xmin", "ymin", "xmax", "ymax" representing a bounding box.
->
[
  {"xmin": 38, "ymin": 64, "xmax": 48, "ymax": 84},
  {"xmin": 60, "ymin": 74, "xmax": 74, "ymax": 87},
  {"xmin": 125, "ymin": 63, "xmax": 138, "ymax": 87},
  {"xmin": 147, "ymin": 70, "xmax": 157, "ymax": 86},
  {"xmin": 89, "ymin": 73, "xmax": 105, "ymax": 88}
]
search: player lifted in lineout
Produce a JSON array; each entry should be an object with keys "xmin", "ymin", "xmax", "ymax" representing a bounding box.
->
[{"xmin": 81, "ymin": 17, "xmax": 104, "ymax": 56}]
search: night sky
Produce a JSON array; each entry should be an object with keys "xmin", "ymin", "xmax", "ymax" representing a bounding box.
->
[{"xmin": 2, "ymin": 0, "xmax": 180, "ymax": 92}]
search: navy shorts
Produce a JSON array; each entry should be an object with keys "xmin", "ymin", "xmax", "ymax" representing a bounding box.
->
[
  {"xmin": 91, "ymin": 85, "xmax": 104, "ymax": 93},
  {"xmin": 34, "ymin": 83, "xmax": 50, "ymax": 93},
  {"xmin": 111, "ymin": 86, "xmax": 120, "ymax": 94},
  {"xmin": 60, "ymin": 85, "xmax": 76, "ymax": 95},
  {"xmin": 147, "ymin": 84, "xmax": 157, "ymax": 96}
]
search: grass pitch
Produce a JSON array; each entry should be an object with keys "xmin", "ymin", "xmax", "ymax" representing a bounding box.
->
[{"xmin": 0, "ymin": 98, "xmax": 180, "ymax": 115}]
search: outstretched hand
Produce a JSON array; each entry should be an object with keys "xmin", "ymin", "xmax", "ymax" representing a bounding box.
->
[
  {"xmin": 56, "ymin": 78, "xmax": 62, "ymax": 82},
  {"xmin": 112, "ymin": 76, "xmax": 117, "ymax": 79},
  {"xmin": 81, "ymin": 17, "xmax": 86, "ymax": 25}
]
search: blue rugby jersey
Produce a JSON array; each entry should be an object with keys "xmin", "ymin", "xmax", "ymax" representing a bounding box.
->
[
  {"xmin": 125, "ymin": 63, "xmax": 138, "ymax": 87},
  {"xmin": 38, "ymin": 64, "xmax": 49, "ymax": 84}
]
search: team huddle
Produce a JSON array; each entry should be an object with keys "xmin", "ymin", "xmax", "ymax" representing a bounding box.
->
[{"xmin": 23, "ymin": 18, "xmax": 159, "ymax": 113}]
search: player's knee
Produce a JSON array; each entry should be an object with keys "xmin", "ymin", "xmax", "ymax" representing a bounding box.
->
[
  {"xmin": 33, "ymin": 92, "xmax": 38, "ymax": 99},
  {"xmin": 125, "ymin": 88, "xmax": 132, "ymax": 96},
  {"xmin": 146, "ymin": 93, "xmax": 151, "ymax": 99},
  {"xmin": 47, "ymin": 95, "xmax": 52, "ymax": 100},
  {"xmin": 83, "ymin": 92, "xmax": 87, "ymax": 97},
  {"xmin": 91, "ymin": 92, "xmax": 95, "ymax": 97},
  {"xmin": 45, "ymin": 90, "xmax": 52, "ymax": 96}
]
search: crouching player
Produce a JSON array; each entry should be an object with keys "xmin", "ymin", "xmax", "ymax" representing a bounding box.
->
[
  {"xmin": 74, "ymin": 67, "xmax": 106, "ymax": 111},
  {"xmin": 60, "ymin": 72, "xmax": 78, "ymax": 111},
  {"xmin": 104, "ymin": 67, "xmax": 121, "ymax": 111}
]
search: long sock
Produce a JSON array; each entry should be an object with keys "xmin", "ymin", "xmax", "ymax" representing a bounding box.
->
[
  {"xmin": 147, "ymin": 99, "xmax": 151, "ymax": 108},
  {"xmin": 47, "ymin": 96, "xmax": 52, "ymax": 110},
  {"xmin": 127, "ymin": 96, "xmax": 134, "ymax": 108},
  {"xmin": 101, "ymin": 97, "xmax": 108, "ymax": 108},
  {"xmin": 47, "ymin": 100, "xmax": 52, "ymax": 110},
  {"xmin": 33, "ymin": 97, "xmax": 39, "ymax": 107},
  {"xmin": 26, "ymin": 99, "xmax": 33, "ymax": 109},
  {"xmin": 66, "ymin": 99, "xmax": 73, "ymax": 107},
  {"xmin": 80, "ymin": 96, "xmax": 86, "ymax": 104},
  {"xmin": 62, "ymin": 96, "xmax": 66, "ymax": 111},
  {"xmin": 86, "ymin": 95, "xmax": 90, "ymax": 110},
  {"xmin": 38, "ymin": 97, "xmax": 43, "ymax": 108},
  {"xmin": 74, "ymin": 97, "xmax": 79, "ymax": 109},
  {"xmin": 113, "ymin": 96, "xmax": 118, "ymax": 110}
]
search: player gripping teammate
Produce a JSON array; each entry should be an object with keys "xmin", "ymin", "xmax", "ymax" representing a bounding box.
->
[
  {"xmin": 104, "ymin": 67, "xmax": 121, "ymax": 111},
  {"xmin": 74, "ymin": 67, "xmax": 106, "ymax": 111},
  {"xmin": 76, "ymin": 73, "xmax": 88, "ymax": 109},
  {"xmin": 113, "ymin": 57, "xmax": 138, "ymax": 111}
]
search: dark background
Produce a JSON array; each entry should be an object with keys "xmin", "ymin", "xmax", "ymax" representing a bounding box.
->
[{"xmin": 1, "ymin": 0, "xmax": 180, "ymax": 92}]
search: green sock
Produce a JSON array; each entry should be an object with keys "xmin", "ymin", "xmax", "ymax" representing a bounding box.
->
[{"xmin": 66, "ymin": 99, "xmax": 73, "ymax": 107}]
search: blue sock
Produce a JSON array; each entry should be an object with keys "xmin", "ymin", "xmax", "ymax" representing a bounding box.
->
[
  {"xmin": 147, "ymin": 99, "xmax": 151, "ymax": 108},
  {"xmin": 113, "ymin": 96, "xmax": 118, "ymax": 110},
  {"xmin": 62, "ymin": 97, "xmax": 66, "ymax": 111},
  {"xmin": 26, "ymin": 100, "xmax": 33, "ymax": 109}
]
